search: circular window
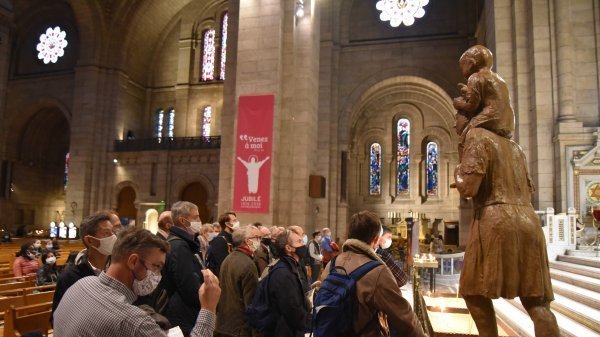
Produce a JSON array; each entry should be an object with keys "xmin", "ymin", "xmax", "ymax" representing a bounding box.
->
[{"xmin": 36, "ymin": 26, "xmax": 68, "ymax": 64}]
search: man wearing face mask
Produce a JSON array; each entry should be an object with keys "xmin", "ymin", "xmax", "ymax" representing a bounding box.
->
[
  {"xmin": 254, "ymin": 225, "xmax": 272, "ymax": 275},
  {"xmin": 206, "ymin": 212, "xmax": 238, "ymax": 277},
  {"xmin": 162, "ymin": 201, "xmax": 206, "ymax": 337},
  {"xmin": 319, "ymin": 211, "xmax": 425, "ymax": 337},
  {"xmin": 264, "ymin": 229, "xmax": 310, "ymax": 337},
  {"xmin": 54, "ymin": 227, "xmax": 221, "ymax": 337},
  {"xmin": 307, "ymin": 231, "xmax": 323, "ymax": 285},
  {"xmin": 376, "ymin": 226, "xmax": 408, "ymax": 288},
  {"xmin": 215, "ymin": 226, "xmax": 261, "ymax": 337},
  {"xmin": 52, "ymin": 213, "xmax": 115, "ymax": 323}
]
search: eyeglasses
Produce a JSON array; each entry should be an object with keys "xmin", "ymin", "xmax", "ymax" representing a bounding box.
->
[{"xmin": 140, "ymin": 258, "xmax": 164, "ymax": 273}]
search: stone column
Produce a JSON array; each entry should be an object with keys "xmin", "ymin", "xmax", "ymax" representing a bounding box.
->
[
  {"xmin": 218, "ymin": 0, "xmax": 320, "ymax": 227},
  {"xmin": 554, "ymin": 0, "xmax": 576, "ymax": 122}
]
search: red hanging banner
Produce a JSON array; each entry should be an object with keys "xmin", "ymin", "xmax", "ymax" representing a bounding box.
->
[{"xmin": 233, "ymin": 95, "xmax": 274, "ymax": 213}]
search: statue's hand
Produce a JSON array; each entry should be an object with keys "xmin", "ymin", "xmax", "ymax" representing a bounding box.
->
[
  {"xmin": 453, "ymin": 97, "xmax": 466, "ymax": 109},
  {"xmin": 457, "ymin": 83, "xmax": 468, "ymax": 95}
]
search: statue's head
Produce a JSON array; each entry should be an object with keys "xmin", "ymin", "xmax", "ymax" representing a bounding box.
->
[
  {"xmin": 454, "ymin": 111, "xmax": 471, "ymax": 136},
  {"xmin": 459, "ymin": 45, "xmax": 494, "ymax": 78},
  {"xmin": 249, "ymin": 155, "xmax": 257, "ymax": 163}
]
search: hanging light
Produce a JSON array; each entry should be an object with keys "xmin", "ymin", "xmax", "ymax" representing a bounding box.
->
[{"xmin": 296, "ymin": 0, "xmax": 305, "ymax": 18}]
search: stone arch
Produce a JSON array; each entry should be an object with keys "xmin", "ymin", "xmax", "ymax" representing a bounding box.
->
[
  {"xmin": 179, "ymin": 181, "xmax": 212, "ymax": 223},
  {"xmin": 4, "ymin": 97, "xmax": 72, "ymax": 158},
  {"xmin": 342, "ymin": 75, "xmax": 455, "ymax": 147},
  {"xmin": 113, "ymin": 180, "xmax": 140, "ymax": 209}
]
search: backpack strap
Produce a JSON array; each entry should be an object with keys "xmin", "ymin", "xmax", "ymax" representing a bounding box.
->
[
  {"xmin": 328, "ymin": 255, "xmax": 339, "ymax": 273},
  {"xmin": 348, "ymin": 260, "xmax": 382, "ymax": 281}
]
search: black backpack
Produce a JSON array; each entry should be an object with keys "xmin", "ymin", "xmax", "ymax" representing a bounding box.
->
[{"xmin": 246, "ymin": 264, "xmax": 284, "ymax": 333}]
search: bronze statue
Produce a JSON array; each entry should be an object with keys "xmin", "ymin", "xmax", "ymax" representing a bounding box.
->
[{"xmin": 452, "ymin": 45, "xmax": 560, "ymax": 337}]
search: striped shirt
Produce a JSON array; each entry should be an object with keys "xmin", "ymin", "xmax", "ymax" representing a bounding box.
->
[
  {"xmin": 376, "ymin": 247, "xmax": 408, "ymax": 288},
  {"xmin": 54, "ymin": 272, "xmax": 215, "ymax": 337}
]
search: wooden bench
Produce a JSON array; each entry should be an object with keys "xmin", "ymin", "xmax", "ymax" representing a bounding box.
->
[
  {"xmin": 0, "ymin": 290, "xmax": 55, "ymax": 320},
  {"xmin": 3, "ymin": 301, "xmax": 52, "ymax": 337},
  {"xmin": 0, "ymin": 275, "xmax": 36, "ymax": 284},
  {"xmin": 0, "ymin": 284, "xmax": 56, "ymax": 297},
  {"xmin": 0, "ymin": 280, "xmax": 35, "ymax": 292}
]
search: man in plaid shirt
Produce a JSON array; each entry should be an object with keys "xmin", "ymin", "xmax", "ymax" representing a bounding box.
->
[{"xmin": 376, "ymin": 226, "xmax": 408, "ymax": 287}]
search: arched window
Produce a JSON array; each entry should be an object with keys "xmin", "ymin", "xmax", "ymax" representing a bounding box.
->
[
  {"xmin": 167, "ymin": 108, "xmax": 175, "ymax": 138},
  {"xmin": 63, "ymin": 152, "xmax": 69, "ymax": 191},
  {"xmin": 369, "ymin": 143, "xmax": 382, "ymax": 196},
  {"xmin": 201, "ymin": 29, "xmax": 216, "ymax": 81},
  {"xmin": 220, "ymin": 12, "xmax": 228, "ymax": 80},
  {"xmin": 202, "ymin": 106, "xmax": 212, "ymax": 138},
  {"xmin": 397, "ymin": 118, "xmax": 410, "ymax": 195},
  {"xmin": 426, "ymin": 142, "xmax": 438, "ymax": 196},
  {"xmin": 156, "ymin": 109, "xmax": 164, "ymax": 139}
]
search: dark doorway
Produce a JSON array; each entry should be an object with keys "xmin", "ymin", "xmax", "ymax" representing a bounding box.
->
[
  {"xmin": 117, "ymin": 186, "xmax": 137, "ymax": 224},
  {"xmin": 181, "ymin": 182, "xmax": 210, "ymax": 223}
]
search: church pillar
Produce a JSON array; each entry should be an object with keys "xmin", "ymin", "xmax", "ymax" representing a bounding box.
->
[
  {"xmin": 66, "ymin": 67, "xmax": 122, "ymax": 223},
  {"xmin": 553, "ymin": 0, "xmax": 576, "ymax": 122},
  {"xmin": 0, "ymin": 6, "xmax": 12, "ymax": 154},
  {"xmin": 218, "ymin": 0, "xmax": 320, "ymax": 227}
]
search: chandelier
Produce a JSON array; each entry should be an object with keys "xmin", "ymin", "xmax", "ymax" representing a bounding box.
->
[{"xmin": 376, "ymin": 0, "xmax": 429, "ymax": 27}]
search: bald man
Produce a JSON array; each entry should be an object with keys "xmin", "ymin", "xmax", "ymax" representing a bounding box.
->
[
  {"xmin": 254, "ymin": 226, "xmax": 273, "ymax": 275},
  {"xmin": 157, "ymin": 211, "xmax": 173, "ymax": 240}
]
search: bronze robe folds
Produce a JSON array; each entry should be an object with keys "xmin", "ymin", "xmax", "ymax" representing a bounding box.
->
[{"xmin": 455, "ymin": 128, "xmax": 553, "ymax": 301}]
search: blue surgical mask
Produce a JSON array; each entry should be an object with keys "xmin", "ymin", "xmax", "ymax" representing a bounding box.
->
[{"xmin": 303, "ymin": 235, "xmax": 308, "ymax": 245}]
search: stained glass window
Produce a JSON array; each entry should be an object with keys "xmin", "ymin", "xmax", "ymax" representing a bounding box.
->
[
  {"xmin": 156, "ymin": 109, "xmax": 164, "ymax": 139},
  {"xmin": 63, "ymin": 152, "xmax": 69, "ymax": 191},
  {"xmin": 369, "ymin": 143, "xmax": 382, "ymax": 196},
  {"xmin": 220, "ymin": 13, "xmax": 228, "ymax": 80},
  {"xmin": 397, "ymin": 119, "xmax": 410, "ymax": 195},
  {"xmin": 201, "ymin": 29, "xmax": 216, "ymax": 81},
  {"xmin": 36, "ymin": 26, "xmax": 68, "ymax": 64},
  {"xmin": 426, "ymin": 142, "xmax": 438, "ymax": 196},
  {"xmin": 202, "ymin": 106, "xmax": 212, "ymax": 138},
  {"xmin": 375, "ymin": 0, "xmax": 429, "ymax": 27},
  {"xmin": 167, "ymin": 108, "xmax": 175, "ymax": 138}
]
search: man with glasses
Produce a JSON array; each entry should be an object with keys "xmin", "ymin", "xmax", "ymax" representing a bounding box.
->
[
  {"xmin": 215, "ymin": 225, "xmax": 262, "ymax": 337},
  {"xmin": 264, "ymin": 229, "xmax": 310, "ymax": 337},
  {"xmin": 162, "ymin": 201, "xmax": 205, "ymax": 336},
  {"xmin": 54, "ymin": 227, "xmax": 221, "ymax": 337}
]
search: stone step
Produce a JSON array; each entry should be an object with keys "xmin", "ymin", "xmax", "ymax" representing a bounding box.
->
[
  {"xmin": 565, "ymin": 249, "xmax": 600, "ymax": 258},
  {"xmin": 550, "ymin": 268, "xmax": 600, "ymax": 293},
  {"xmin": 558, "ymin": 255, "xmax": 600, "ymax": 268},
  {"xmin": 552, "ymin": 278, "xmax": 600, "ymax": 311},
  {"xmin": 549, "ymin": 260, "xmax": 600, "ymax": 279},
  {"xmin": 492, "ymin": 298, "xmax": 534, "ymax": 337},
  {"xmin": 550, "ymin": 293, "xmax": 600, "ymax": 333},
  {"xmin": 500, "ymin": 298, "xmax": 600, "ymax": 337}
]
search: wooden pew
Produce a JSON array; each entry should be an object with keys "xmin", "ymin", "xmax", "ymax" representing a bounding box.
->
[
  {"xmin": 0, "ymin": 280, "xmax": 35, "ymax": 292},
  {"xmin": 0, "ymin": 290, "xmax": 55, "ymax": 320},
  {"xmin": 3, "ymin": 302, "xmax": 52, "ymax": 337},
  {"xmin": 0, "ymin": 275, "xmax": 36, "ymax": 284},
  {"xmin": 0, "ymin": 284, "xmax": 56, "ymax": 297}
]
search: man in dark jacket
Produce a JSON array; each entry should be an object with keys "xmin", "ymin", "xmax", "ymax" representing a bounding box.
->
[
  {"xmin": 162, "ymin": 201, "xmax": 205, "ymax": 337},
  {"xmin": 215, "ymin": 225, "xmax": 261, "ymax": 337},
  {"xmin": 265, "ymin": 230, "xmax": 309, "ymax": 337},
  {"xmin": 51, "ymin": 213, "xmax": 116, "ymax": 323},
  {"xmin": 206, "ymin": 212, "xmax": 238, "ymax": 276}
]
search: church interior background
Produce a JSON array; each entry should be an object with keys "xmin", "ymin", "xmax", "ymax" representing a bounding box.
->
[{"xmin": 0, "ymin": 0, "xmax": 599, "ymax": 334}]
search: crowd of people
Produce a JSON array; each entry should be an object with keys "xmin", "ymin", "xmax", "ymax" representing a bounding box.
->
[
  {"xmin": 12, "ymin": 238, "xmax": 61, "ymax": 286},
  {"xmin": 15, "ymin": 201, "xmax": 425, "ymax": 337}
]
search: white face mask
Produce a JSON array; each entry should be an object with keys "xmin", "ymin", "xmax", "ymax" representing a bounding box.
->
[
  {"xmin": 303, "ymin": 235, "xmax": 308, "ymax": 245},
  {"xmin": 190, "ymin": 222, "xmax": 202, "ymax": 233},
  {"xmin": 247, "ymin": 239, "xmax": 260, "ymax": 252},
  {"xmin": 133, "ymin": 267, "xmax": 162, "ymax": 296},
  {"xmin": 46, "ymin": 244, "xmax": 53, "ymax": 249},
  {"xmin": 46, "ymin": 256, "xmax": 57, "ymax": 265},
  {"xmin": 90, "ymin": 234, "xmax": 117, "ymax": 256},
  {"xmin": 231, "ymin": 221, "xmax": 240, "ymax": 229},
  {"xmin": 381, "ymin": 239, "xmax": 392, "ymax": 249},
  {"xmin": 208, "ymin": 232, "xmax": 218, "ymax": 241},
  {"xmin": 34, "ymin": 243, "xmax": 41, "ymax": 248}
]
